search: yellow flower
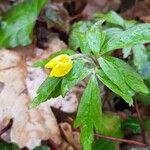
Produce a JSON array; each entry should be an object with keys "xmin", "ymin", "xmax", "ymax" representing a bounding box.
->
[{"xmin": 45, "ymin": 54, "xmax": 73, "ymax": 77}]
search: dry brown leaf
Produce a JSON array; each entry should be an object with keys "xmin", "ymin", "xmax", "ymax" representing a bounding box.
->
[
  {"xmin": 60, "ymin": 123, "xmax": 82, "ymax": 150},
  {"xmin": 0, "ymin": 37, "xmax": 79, "ymax": 149},
  {"xmin": 0, "ymin": 50, "xmax": 62, "ymax": 149}
]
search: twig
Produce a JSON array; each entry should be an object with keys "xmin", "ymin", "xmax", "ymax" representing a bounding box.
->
[
  {"xmin": 48, "ymin": 138, "xmax": 61, "ymax": 150},
  {"xmin": 0, "ymin": 119, "xmax": 13, "ymax": 136},
  {"xmin": 73, "ymin": 128, "xmax": 147, "ymax": 148},
  {"xmin": 134, "ymin": 100, "xmax": 146, "ymax": 144},
  {"xmin": 94, "ymin": 133, "xmax": 147, "ymax": 148}
]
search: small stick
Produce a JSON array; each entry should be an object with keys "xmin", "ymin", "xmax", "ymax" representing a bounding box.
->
[
  {"xmin": 0, "ymin": 119, "xmax": 13, "ymax": 136},
  {"xmin": 73, "ymin": 128, "xmax": 147, "ymax": 148},
  {"xmin": 94, "ymin": 133, "xmax": 147, "ymax": 148},
  {"xmin": 48, "ymin": 138, "xmax": 61, "ymax": 150},
  {"xmin": 134, "ymin": 100, "xmax": 146, "ymax": 144}
]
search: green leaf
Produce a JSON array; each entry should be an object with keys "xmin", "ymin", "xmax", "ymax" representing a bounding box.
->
[
  {"xmin": 98, "ymin": 56, "xmax": 134, "ymax": 106},
  {"xmin": 102, "ymin": 24, "xmax": 150, "ymax": 53},
  {"xmin": 78, "ymin": 24, "xmax": 105, "ymax": 55},
  {"xmin": 97, "ymin": 69, "xmax": 133, "ymax": 105},
  {"xmin": 105, "ymin": 28, "xmax": 123, "ymax": 40},
  {"xmin": 33, "ymin": 145, "xmax": 50, "ymax": 150},
  {"xmin": 32, "ymin": 49, "xmax": 75, "ymax": 68},
  {"xmin": 95, "ymin": 11, "xmax": 125, "ymax": 28},
  {"xmin": 98, "ymin": 56, "xmax": 148, "ymax": 99},
  {"xmin": 92, "ymin": 139, "xmax": 115, "ymax": 150},
  {"xmin": 122, "ymin": 116, "xmax": 141, "ymax": 134},
  {"xmin": 0, "ymin": 141, "xmax": 19, "ymax": 150},
  {"xmin": 74, "ymin": 75, "xmax": 102, "ymax": 150},
  {"xmin": 124, "ymin": 20, "xmax": 138, "ymax": 29},
  {"xmin": 0, "ymin": 0, "xmax": 47, "ymax": 48},
  {"xmin": 132, "ymin": 44, "xmax": 148, "ymax": 69},
  {"xmin": 61, "ymin": 59, "xmax": 93, "ymax": 96},
  {"xmin": 97, "ymin": 113, "xmax": 123, "ymax": 138},
  {"xmin": 69, "ymin": 21, "xmax": 92, "ymax": 50},
  {"xmin": 69, "ymin": 21, "xmax": 105, "ymax": 55},
  {"xmin": 31, "ymin": 77, "xmax": 61, "ymax": 108}
]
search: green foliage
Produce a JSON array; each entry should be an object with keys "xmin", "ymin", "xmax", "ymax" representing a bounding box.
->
[
  {"xmin": 95, "ymin": 11, "xmax": 125, "ymax": 28},
  {"xmin": 74, "ymin": 75, "xmax": 102, "ymax": 150},
  {"xmin": 121, "ymin": 116, "xmax": 141, "ymax": 134},
  {"xmin": 98, "ymin": 56, "xmax": 148, "ymax": 105},
  {"xmin": 69, "ymin": 21, "xmax": 92, "ymax": 50},
  {"xmin": 0, "ymin": 0, "xmax": 47, "ymax": 48},
  {"xmin": 31, "ymin": 77, "xmax": 61, "ymax": 108},
  {"xmin": 61, "ymin": 59, "xmax": 93, "ymax": 96},
  {"xmin": 97, "ymin": 113, "xmax": 123, "ymax": 138},
  {"xmin": 101, "ymin": 24, "xmax": 150, "ymax": 53},
  {"xmin": 30, "ymin": 11, "xmax": 150, "ymax": 150},
  {"xmin": 92, "ymin": 139, "xmax": 115, "ymax": 150},
  {"xmin": 97, "ymin": 69, "xmax": 133, "ymax": 105},
  {"xmin": 1, "ymin": 5, "xmax": 148, "ymax": 149},
  {"xmin": 33, "ymin": 145, "xmax": 50, "ymax": 150},
  {"xmin": 0, "ymin": 141, "xmax": 19, "ymax": 150}
]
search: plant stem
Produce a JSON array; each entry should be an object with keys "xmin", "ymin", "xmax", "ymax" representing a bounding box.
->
[
  {"xmin": 48, "ymin": 138, "xmax": 61, "ymax": 150},
  {"xmin": 134, "ymin": 100, "xmax": 146, "ymax": 144},
  {"xmin": 94, "ymin": 133, "xmax": 147, "ymax": 148},
  {"xmin": 0, "ymin": 119, "xmax": 13, "ymax": 136},
  {"xmin": 73, "ymin": 128, "xmax": 147, "ymax": 148}
]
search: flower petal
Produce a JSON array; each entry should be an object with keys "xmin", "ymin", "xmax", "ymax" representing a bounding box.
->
[
  {"xmin": 50, "ymin": 61, "xmax": 73, "ymax": 77},
  {"xmin": 45, "ymin": 54, "xmax": 71, "ymax": 68}
]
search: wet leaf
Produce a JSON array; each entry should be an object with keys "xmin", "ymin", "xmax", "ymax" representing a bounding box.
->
[
  {"xmin": 122, "ymin": 116, "xmax": 141, "ymax": 134},
  {"xmin": 0, "ymin": 0, "xmax": 47, "ymax": 48},
  {"xmin": 74, "ymin": 75, "xmax": 102, "ymax": 150}
]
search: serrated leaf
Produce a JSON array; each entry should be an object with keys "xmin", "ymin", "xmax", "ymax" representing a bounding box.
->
[
  {"xmin": 31, "ymin": 77, "xmax": 61, "ymax": 108},
  {"xmin": 0, "ymin": 0, "xmax": 47, "ymax": 48},
  {"xmin": 95, "ymin": 11, "xmax": 125, "ymax": 28},
  {"xmin": 32, "ymin": 49, "xmax": 75, "ymax": 68},
  {"xmin": 69, "ymin": 21, "xmax": 92, "ymax": 50},
  {"xmin": 98, "ymin": 56, "xmax": 148, "ymax": 99},
  {"xmin": 74, "ymin": 75, "xmax": 102, "ymax": 150},
  {"xmin": 69, "ymin": 21, "xmax": 105, "ymax": 55},
  {"xmin": 0, "ymin": 141, "xmax": 19, "ymax": 150},
  {"xmin": 92, "ymin": 139, "xmax": 115, "ymax": 150},
  {"xmin": 98, "ymin": 56, "xmax": 135, "ymax": 106},
  {"xmin": 97, "ymin": 113, "xmax": 123, "ymax": 138},
  {"xmin": 122, "ymin": 116, "xmax": 141, "ymax": 134},
  {"xmin": 78, "ymin": 25, "xmax": 105, "ymax": 55},
  {"xmin": 102, "ymin": 24, "xmax": 150, "ymax": 53},
  {"xmin": 61, "ymin": 59, "xmax": 93, "ymax": 96},
  {"xmin": 105, "ymin": 28, "xmax": 123, "ymax": 39},
  {"xmin": 33, "ymin": 145, "xmax": 50, "ymax": 150},
  {"xmin": 132, "ymin": 44, "xmax": 148, "ymax": 69},
  {"xmin": 97, "ymin": 69, "xmax": 133, "ymax": 104}
]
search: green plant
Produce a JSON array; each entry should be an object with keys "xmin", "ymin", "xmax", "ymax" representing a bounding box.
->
[
  {"xmin": 0, "ymin": 0, "xmax": 150, "ymax": 148},
  {"xmin": 32, "ymin": 11, "xmax": 150, "ymax": 150}
]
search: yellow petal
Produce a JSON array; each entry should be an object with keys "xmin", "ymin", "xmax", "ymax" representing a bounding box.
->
[
  {"xmin": 45, "ymin": 54, "xmax": 71, "ymax": 68},
  {"xmin": 50, "ymin": 61, "xmax": 73, "ymax": 77}
]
